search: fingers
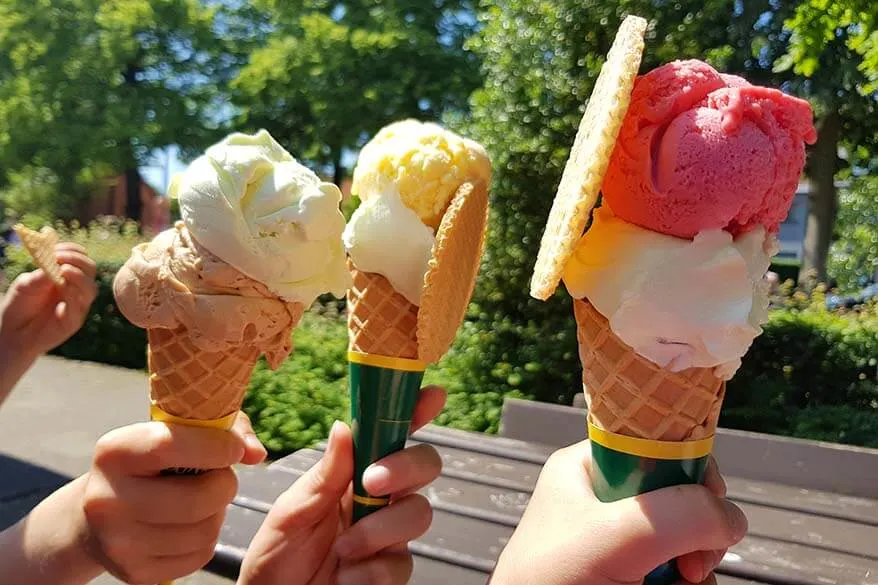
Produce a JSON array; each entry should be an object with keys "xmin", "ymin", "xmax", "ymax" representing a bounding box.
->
[
  {"xmin": 99, "ymin": 511, "xmax": 226, "ymax": 557},
  {"xmin": 55, "ymin": 246, "xmax": 96, "ymax": 279},
  {"xmin": 703, "ymin": 457, "xmax": 726, "ymax": 498},
  {"xmin": 92, "ymin": 422, "xmax": 246, "ymax": 476},
  {"xmin": 230, "ymin": 411, "xmax": 268, "ymax": 465},
  {"xmin": 335, "ymin": 493, "xmax": 432, "ymax": 562},
  {"xmin": 86, "ymin": 468, "xmax": 238, "ymax": 525},
  {"xmin": 272, "ymin": 421, "xmax": 353, "ymax": 530},
  {"xmin": 678, "ymin": 549, "xmax": 726, "ymax": 584},
  {"xmin": 599, "ymin": 484, "xmax": 747, "ymax": 579},
  {"xmin": 362, "ymin": 443, "xmax": 442, "ymax": 497},
  {"xmin": 336, "ymin": 551, "xmax": 414, "ymax": 585},
  {"xmin": 410, "ymin": 385, "xmax": 447, "ymax": 433},
  {"xmin": 8, "ymin": 269, "xmax": 53, "ymax": 298}
]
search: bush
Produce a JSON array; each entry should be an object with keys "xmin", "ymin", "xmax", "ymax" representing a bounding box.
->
[
  {"xmin": 243, "ymin": 308, "xmax": 350, "ymax": 455},
  {"xmin": 722, "ymin": 290, "xmax": 878, "ymax": 447}
]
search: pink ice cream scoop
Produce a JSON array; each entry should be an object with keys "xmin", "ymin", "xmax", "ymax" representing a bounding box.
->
[{"xmin": 602, "ymin": 59, "xmax": 817, "ymax": 239}]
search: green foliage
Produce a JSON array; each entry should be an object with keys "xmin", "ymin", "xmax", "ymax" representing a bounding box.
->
[
  {"xmin": 0, "ymin": 166, "xmax": 63, "ymax": 224},
  {"xmin": 446, "ymin": 0, "xmax": 793, "ymax": 418},
  {"xmin": 722, "ymin": 290, "xmax": 878, "ymax": 447},
  {"xmin": 829, "ymin": 177, "xmax": 878, "ymax": 291},
  {"xmin": 243, "ymin": 309, "xmax": 349, "ymax": 455},
  {"xmin": 230, "ymin": 0, "xmax": 480, "ymax": 183},
  {"xmin": 0, "ymin": 0, "xmax": 225, "ymax": 217}
]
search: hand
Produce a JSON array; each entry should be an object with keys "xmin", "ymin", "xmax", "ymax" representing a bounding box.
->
[
  {"xmin": 0, "ymin": 242, "xmax": 98, "ymax": 359},
  {"xmin": 237, "ymin": 386, "xmax": 447, "ymax": 585},
  {"xmin": 489, "ymin": 441, "xmax": 748, "ymax": 585},
  {"xmin": 80, "ymin": 412, "xmax": 267, "ymax": 584}
]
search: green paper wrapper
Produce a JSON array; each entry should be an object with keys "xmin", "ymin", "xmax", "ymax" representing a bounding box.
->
[
  {"xmin": 348, "ymin": 351, "xmax": 426, "ymax": 523},
  {"xmin": 588, "ymin": 422, "xmax": 714, "ymax": 585}
]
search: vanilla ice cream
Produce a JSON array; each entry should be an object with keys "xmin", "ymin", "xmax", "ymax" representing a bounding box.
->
[
  {"xmin": 173, "ymin": 129, "xmax": 350, "ymax": 305},
  {"xmin": 563, "ymin": 207, "xmax": 777, "ymax": 379}
]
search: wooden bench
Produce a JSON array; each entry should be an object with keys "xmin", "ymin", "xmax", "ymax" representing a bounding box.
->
[{"xmin": 211, "ymin": 398, "xmax": 878, "ymax": 585}]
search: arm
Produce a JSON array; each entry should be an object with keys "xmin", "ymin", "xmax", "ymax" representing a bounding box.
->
[
  {"xmin": 0, "ymin": 243, "xmax": 97, "ymax": 406},
  {"xmin": 0, "ymin": 328, "xmax": 39, "ymax": 406},
  {"xmin": 0, "ymin": 476, "xmax": 102, "ymax": 585}
]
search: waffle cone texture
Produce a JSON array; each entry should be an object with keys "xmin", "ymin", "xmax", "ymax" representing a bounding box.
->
[
  {"xmin": 148, "ymin": 302, "xmax": 305, "ymax": 421},
  {"xmin": 573, "ymin": 299, "xmax": 725, "ymax": 441},
  {"xmin": 347, "ymin": 264, "xmax": 419, "ymax": 359}
]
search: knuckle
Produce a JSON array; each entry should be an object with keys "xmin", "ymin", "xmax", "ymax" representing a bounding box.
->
[{"xmin": 407, "ymin": 494, "xmax": 433, "ymax": 534}]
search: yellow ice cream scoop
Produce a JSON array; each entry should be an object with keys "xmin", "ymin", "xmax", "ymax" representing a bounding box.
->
[{"xmin": 351, "ymin": 119, "xmax": 491, "ymax": 229}]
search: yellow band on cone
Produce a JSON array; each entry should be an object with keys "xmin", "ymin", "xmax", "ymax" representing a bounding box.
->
[
  {"xmin": 353, "ymin": 494, "xmax": 391, "ymax": 506},
  {"xmin": 348, "ymin": 351, "xmax": 428, "ymax": 372},
  {"xmin": 149, "ymin": 405, "xmax": 238, "ymax": 431},
  {"xmin": 588, "ymin": 422, "xmax": 714, "ymax": 460}
]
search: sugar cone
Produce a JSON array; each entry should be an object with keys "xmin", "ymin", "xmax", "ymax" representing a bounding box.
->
[
  {"xmin": 148, "ymin": 327, "xmax": 260, "ymax": 424},
  {"xmin": 346, "ymin": 262, "xmax": 424, "ymax": 522},
  {"xmin": 347, "ymin": 263, "xmax": 419, "ymax": 359},
  {"xmin": 573, "ymin": 299, "xmax": 725, "ymax": 442}
]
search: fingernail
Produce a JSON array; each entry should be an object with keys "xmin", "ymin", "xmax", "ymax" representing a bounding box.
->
[
  {"xmin": 723, "ymin": 500, "xmax": 747, "ymax": 540},
  {"xmin": 362, "ymin": 464, "xmax": 391, "ymax": 494},
  {"xmin": 246, "ymin": 433, "xmax": 266, "ymax": 456},
  {"xmin": 327, "ymin": 420, "xmax": 344, "ymax": 452}
]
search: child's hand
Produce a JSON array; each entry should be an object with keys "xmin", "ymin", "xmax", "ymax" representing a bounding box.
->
[
  {"xmin": 237, "ymin": 386, "xmax": 447, "ymax": 585},
  {"xmin": 490, "ymin": 440, "xmax": 748, "ymax": 585},
  {"xmin": 80, "ymin": 412, "xmax": 267, "ymax": 584},
  {"xmin": 0, "ymin": 242, "xmax": 97, "ymax": 359}
]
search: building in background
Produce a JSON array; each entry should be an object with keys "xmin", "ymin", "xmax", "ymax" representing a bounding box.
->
[{"xmin": 79, "ymin": 172, "xmax": 170, "ymax": 233}]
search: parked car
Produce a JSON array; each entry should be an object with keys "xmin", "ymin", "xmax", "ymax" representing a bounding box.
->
[{"xmin": 826, "ymin": 282, "xmax": 878, "ymax": 310}]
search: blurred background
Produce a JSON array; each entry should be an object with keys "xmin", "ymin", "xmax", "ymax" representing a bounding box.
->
[{"xmin": 1, "ymin": 0, "xmax": 876, "ymax": 454}]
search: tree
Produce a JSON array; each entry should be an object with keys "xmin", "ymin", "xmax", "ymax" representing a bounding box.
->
[
  {"xmin": 774, "ymin": 0, "xmax": 878, "ymax": 283},
  {"xmin": 440, "ymin": 0, "xmax": 804, "ymax": 415},
  {"xmin": 0, "ymin": 0, "xmax": 224, "ymax": 220},
  {"xmin": 828, "ymin": 177, "xmax": 878, "ymax": 290},
  {"xmin": 230, "ymin": 0, "xmax": 480, "ymax": 185}
]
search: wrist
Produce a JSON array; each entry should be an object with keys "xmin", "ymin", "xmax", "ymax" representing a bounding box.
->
[{"xmin": 0, "ymin": 475, "xmax": 103, "ymax": 585}]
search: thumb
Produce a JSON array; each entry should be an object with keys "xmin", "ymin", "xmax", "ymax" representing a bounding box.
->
[
  {"xmin": 597, "ymin": 485, "xmax": 748, "ymax": 582},
  {"xmin": 230, "ymin": 411, "xmax": 268, "ymax": 465},
  {"xmin": 272, "ymin": 421, "xmax": 353, "ymax": 529}
]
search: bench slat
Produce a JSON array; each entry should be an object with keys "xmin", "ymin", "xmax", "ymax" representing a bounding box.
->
[
  {"xmin": 724, "ymin": 535, "xmax": 878, "ymax": 585},
  {"xmin": 726, "ymin": 477, "xmax": 878, "ymax": 526},
  {"xmin": 740, "ymin": 501, "xmax": 878, "ymax": 560}
]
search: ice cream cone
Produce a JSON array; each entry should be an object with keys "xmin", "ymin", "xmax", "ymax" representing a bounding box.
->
[
  {"xmin": 345, "ymin": 178, "xmax": 490, "ymax": 522},
  {"xmin": 574, "ymin": 299, "xmax": 722, "ymax": 585},
  {"xmin": 346, "ymin": 262, "xmax": 426, "ymax": 522}
]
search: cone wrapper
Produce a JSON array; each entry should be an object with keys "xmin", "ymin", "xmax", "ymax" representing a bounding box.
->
[
  {"xmin": 574, "ymin": 299, "xmax": 724, "ymax": 585},
  {"xmin": 150, "ymin": 405, "xmax": 237, "ymax": 476},
  {"xmin": 348, "ymin": 351, "xmax": 426, "ymax": 522}
]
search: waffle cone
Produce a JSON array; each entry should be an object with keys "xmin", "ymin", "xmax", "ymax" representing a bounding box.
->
[
  {"xmin": 147, "ymin": 328, "xmax": 259, "ymax": 422},
  {"xmin": 573, "ymin": 299, "xmax": 725, "ymax": 441},
  {"xmin": 347, "ymin": 262, "xmax": 419, "ymax": 359}
]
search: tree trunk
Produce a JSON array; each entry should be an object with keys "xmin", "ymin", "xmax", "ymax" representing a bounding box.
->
[
  {"xmin": 123, "ymin": 62, "xmax": 142, "ymax": 221},
  {"xmin": 125, "ymin": 168, "xmax": 142, "ymax": 221},
  {"xmin": 799, "ymin": 111, "xmax": 841, "ymax": 286},
  {"xmin": 332, "ymin": 145, "xmax": 344, "ymax": 188}
]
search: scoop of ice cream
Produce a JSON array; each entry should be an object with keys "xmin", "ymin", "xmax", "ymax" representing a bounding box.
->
[
  {"xmin": 113, "ymin": 223, "xmax": 302, "ymax": 368},
  {"xmin": 351, "ymin": 119, "xmax": 491, "ymax": 228},
  {"xmin": 562, "ymin": 207, "xmax": 777, "ymax": 379},
  {"xmin": 343, "ymin": 186, "xmax": 434, "ymax": 305},
  {"xmin": 602, "ymin": 59, "xmax": 817, "ymax": 239},
  {"xmin": 173, "ymin": 129, "xmax": 350, "ymax": 305}
]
